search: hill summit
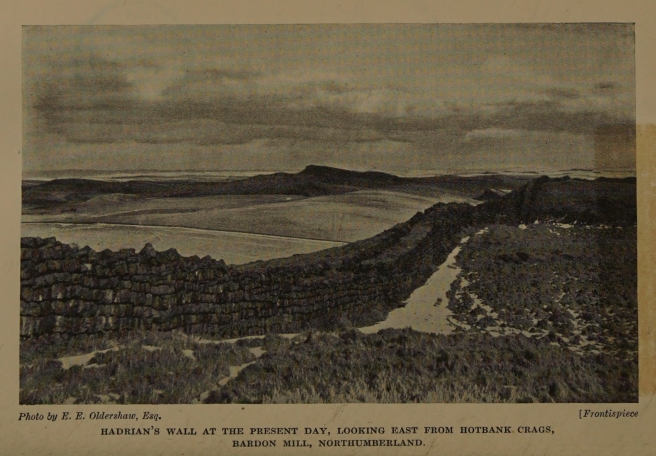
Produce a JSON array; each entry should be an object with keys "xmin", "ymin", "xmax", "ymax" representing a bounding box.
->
[{"xmin": 297, "ymin": 165, "xmax": 405, "ymax": 185}]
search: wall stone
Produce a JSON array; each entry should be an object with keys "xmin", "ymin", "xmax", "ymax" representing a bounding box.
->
[
  {"xmin": 21, "ymin": 202, "xmax": 492, "ymax": 339},
  {"xmin": 22, "ymin": 177, "xmax": 630, "ymax": 340}
]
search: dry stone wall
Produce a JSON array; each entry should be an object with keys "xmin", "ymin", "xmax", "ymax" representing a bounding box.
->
[
  {"xmin": 23, "ymin": 176, "xmax": 623, "ymax": 340},
  {"xmin": 21, "ymin": 202, "xmax": 496, "ymax": 340}
]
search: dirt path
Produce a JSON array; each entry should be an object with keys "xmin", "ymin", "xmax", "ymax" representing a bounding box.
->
[{"xmin": 358, "ymin": 232, "xmax": 484, "ymax": 335}]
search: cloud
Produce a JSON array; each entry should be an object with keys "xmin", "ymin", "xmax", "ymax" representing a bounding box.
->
[
  {"xmin": 482, "ymin": 99, "xmax": 631, "ymax": 135},
  {"xmin": 21, "ymin": 24, "xmax": 637, "ymax": 175},
  {"xmin": 33, "ymin": 53, "xmax": 132, "ymax": 112},
  {"xmin": 464, "ymin": 128, "xmax": 525, "ymax": 141},
  {"xmin": 482, "ymin": 55, "xmax": 556, "ymax": 89},
  {"xmin": 125, "ymin": 64, "xmax": 185, "ymax": 101},
  {"xmin": 542, "ymin": 87, "xmax": 581, "ymax": 100},
  {"xmin": 45, "ymin": 110, "xmax": 390, "ymax": 146},
  {"xmin": 307, "ymin": 88, "xmax": 451, "ymax": 119},
  {"xmin": 30, "ymin": 47, "xmax": 633, "ymax": 154}
]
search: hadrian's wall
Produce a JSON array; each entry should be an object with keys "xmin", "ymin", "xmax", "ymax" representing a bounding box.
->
[{"xmin": 21, "ymin": 203, "xmax": 498, "ymax": 340}]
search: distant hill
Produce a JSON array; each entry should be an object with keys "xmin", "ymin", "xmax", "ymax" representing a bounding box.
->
[
  {"xmin": 24, "ymin": 165, "xmax": 620, "ymax": 211},
  {"xmin": 22, "ymin": 165, "xmax": 407, "ymax": 208},
  {"xmin": 297, "ymin": 165, "xmax": 406, "ymax": 186}
]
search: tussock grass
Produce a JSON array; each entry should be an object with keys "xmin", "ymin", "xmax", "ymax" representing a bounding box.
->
[
  {"xmin": 205, "ymin": 329, "xmax": 637, "ymax": 404},
  {"xmin": 22, "ymin": 328, "xmax": 636, "ymax": 404},
  {"xmin": 450, "ymin": 223, "xmax": 637, "ymax": 356},
  {"xmin": 20, "ymin": 330, "xmax": 254, "ymax": 404},
  {"xmin": 20, "ymin": 332, "xmax": 119, "ymax": 365}
]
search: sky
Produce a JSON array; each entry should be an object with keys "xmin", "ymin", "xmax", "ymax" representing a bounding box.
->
[{"xmin": 22, "ymin": 24, "xmax": 635, "ymax": 175}]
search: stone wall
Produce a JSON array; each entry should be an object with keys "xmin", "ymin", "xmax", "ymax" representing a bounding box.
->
[
  {"xmin": 21, "ymin": 202, "xmax": 494, "ymax": 340},
  {"xmin": 22, "ymin": 176, "xmax": 632, "ymax": 340}
]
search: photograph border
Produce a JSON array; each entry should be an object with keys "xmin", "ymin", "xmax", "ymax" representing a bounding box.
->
[{"xmin": 2, "ymin": 1, "xmax": 655, "ymax": 455}]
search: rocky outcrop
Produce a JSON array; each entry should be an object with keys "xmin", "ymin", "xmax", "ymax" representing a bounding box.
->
[
  {"xmin": 490, "ymin": 176, "xmax": 638, "ymax": 225},
  {"xmin": 474, "ymin": 188, "xmax": 510, "ymax": 201}
]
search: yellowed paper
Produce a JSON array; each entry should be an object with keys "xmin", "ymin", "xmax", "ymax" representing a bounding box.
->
[{"xmin": 2, "ymin": 1, "xmax": 655, "ymax": 455}]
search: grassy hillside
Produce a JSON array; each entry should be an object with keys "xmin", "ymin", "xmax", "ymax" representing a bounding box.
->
[{"xmin": 447, "ymin": 223, "xmax": 637, "ymax": 358}]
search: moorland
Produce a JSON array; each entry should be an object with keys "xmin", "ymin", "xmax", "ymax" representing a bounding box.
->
[{"xmin": 20, "ymin": 167, "xmax": 637, "ymax": 404}]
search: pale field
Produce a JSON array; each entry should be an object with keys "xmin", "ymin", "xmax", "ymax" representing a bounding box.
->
[
  {"xmin": 78, "ymin": 190, "xmax": 472, "ymax": 242},
  {"xmin": 21, "ymin": 223, "xmax": 345, "ymax": 265},
  {"xmin": 22, "ymin": 189, "xmax": 472, "ymax": 263},
  {"xmin": 22, "ymin": 194, "xmax": 305, "ymax": 221}
]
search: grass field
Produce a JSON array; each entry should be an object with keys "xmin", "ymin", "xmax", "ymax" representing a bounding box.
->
[
  {"xmin": 22, "ymin": 194, "xmax": 305, "ymax": 221},
  {"xmin": 22, "ymin": 188, "xmax": 454, "ymax": 263},
  {"xmin": 21, "ymin": 222, "xmax": 345, "ymax": 265},
  {"xmin": 20, "ymin": 330, "xmax": 256, "ymax": 405},
  {"xmin": 20, "ymin": 328, "xmax": 636, "ymax": 404},
  {"xmin": 24, "ymin": 190, "xmax": 470, "ymax": 243}
]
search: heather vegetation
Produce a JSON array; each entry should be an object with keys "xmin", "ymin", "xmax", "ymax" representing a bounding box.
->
[
  {"xmin": 447, "ymin": 223, "xmax": 637, "ymax": 359},
  {"xmin": 20, "ymin": 330, "xmax": 254, "ymax": 405},
  {"xmin": 204, "ymin": 329, "xmax": 636, "ymax": 404},
  {"xmin": 20, "ymin": 327, "xmax": 636, "ymax": 405}
]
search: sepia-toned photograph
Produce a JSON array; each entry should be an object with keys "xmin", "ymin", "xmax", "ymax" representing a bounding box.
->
[{"xmin": 20, "ymin": 23, "xmax": 637, "ymax": 405}]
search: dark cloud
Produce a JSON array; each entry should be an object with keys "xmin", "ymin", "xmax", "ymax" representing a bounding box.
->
[
  {"xmin": 542, "ymin": 87, "xmax": 581, "ymax": 100},
  {"xmin": 483, "ymin": 101, "xmax": 615, "ymax": 135},
  {"xmin": 35, "ymin": 53, "xmax": 131, "ymax": 102},
  {"xmin": 596, "ymin": 81, "xmax": 617, "ymax": 90},
  {"xmin": 592, "ymin": 81, "xmax": 624, "ymax": 96},
  {"xmin": 185, "ymin": 68, "xmax": 261, "ymax": 81},
  {"xmin": 35, "ymin": 83, "xmax": 631, "ymax": 146}
]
